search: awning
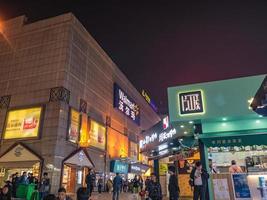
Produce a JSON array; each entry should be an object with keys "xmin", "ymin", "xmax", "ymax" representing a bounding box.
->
[
  {"xmin": 199, "ymin": 130, "xmax": 267, "ymax": 147},
  {"xmin": 0, "ymin": 143, "xmax": 42, "ymax": 166},
  {"xmin": 63, "ymin": 148, "xmax": 94, "ymax": 168}
]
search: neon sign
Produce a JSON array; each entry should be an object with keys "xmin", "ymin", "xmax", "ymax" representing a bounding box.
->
[{"xmin": 141, "ymin": 90, "xmax": 158, "ymax": 113}]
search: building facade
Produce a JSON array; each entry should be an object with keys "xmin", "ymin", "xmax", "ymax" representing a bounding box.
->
[{"xmin": 0, "ymin": 13, "xmax": 160, "ymax": 193}]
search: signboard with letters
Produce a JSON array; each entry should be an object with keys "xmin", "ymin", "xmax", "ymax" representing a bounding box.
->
[
  {"xmin": 141, "ymin": 89, "xmax": 158, "ymax": 113},
  {"xmin": 129, "ymin": 163, "xmax": 150, "ymax": 174},
  {"xmin": 68, "ymin": 108, "xmax": 80, "ymax": 143},
  {"xmin": 232, "ymin": 173, "xmax": 252, "ymax": 200},
  {"xmin": 110, "ymin": 160, "xmax": 129, "ymax": 174},
  {"xmin": 4, "ymin": 107, "xmax": 43, "ymax": 139},
  {"xmin": 178, "ymin": 90, "xmax": 204, "ymax": 115},
  {"xmin": 114, "ymin": 83, "xmax": 140, "ymax": 125}
]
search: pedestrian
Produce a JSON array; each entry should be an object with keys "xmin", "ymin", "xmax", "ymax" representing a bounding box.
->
[
  {"xmin": 168, "ymin": 166, "xmax": 179, "ymax": 200},
  {"xmin": 39, "ymin": 172, "xmax": 50, "ymax": 200},
  {"xmin": 85, "ymin": 169, "xmax": 96, "ymax": 196},
  {"xmin": 123, "ymin": 180, "xmax": 128, "ymax": 193},
  {"xmin": 97, "ymin": 176, "xmax": 103, "ymax": 194},
  {"xmin": 19, "ymin": 172, "xmax": 29, "ymax": 184},
  {"xmin": 106, "ymin": 178, "xmax": 113, "ymax": 193},
  {"xmin": 57, "ymin": 187, "xmax": 72, "ymax": 200},
  {"xmin": 0, "ymin": 185, "xmax": 11, "ymax": 200},
  {"xmin": 77, "ymin": 187, "xmax": 90, "ymax": 200},
  {"xmin": 11, "ymin": 173, "xmax": 19, "ymax": 197},
  {"xmin": 112, "ymin": 173, "xmax": 123, "ymax": 200},
  {"xmin": 44, "ymin": 194, "xmax": 56, "ymax": 200},
  {"xmin": 190, "ymin": 161, "xmax": 209, "ymax": 200},
  {"xmin": 27, "ymin": 173, "xmax": 34, "ymax": 184},
  {"xmin": 229, "ymin": 160, "xmax": 243, "ymax": 173},
  {"xmin": 146, "ymin": 173, "xmax": 162, "ymax": 200}
]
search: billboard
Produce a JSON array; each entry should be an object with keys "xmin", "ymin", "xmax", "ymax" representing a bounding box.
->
[
  {"xmin": 68, "ymin": 108, "xmax": 80, "ymax": 143},
  {"xmin": 4, "ymin": 107, "xmax": 43, "ymax": 139},
  {"xmin": 88, "ymin": 120, "xmax": 106, "ymax": 150},
  {"xmin": 114, "ymin": 83, "xmax": 140, "ymax": 125},
  {"xmin": 108, "ymin": 129, "xmax": 129, "ymax": 158},
  {"xmin": 79, "ymin": 113, "xmax": 90, "ymax": 147}
]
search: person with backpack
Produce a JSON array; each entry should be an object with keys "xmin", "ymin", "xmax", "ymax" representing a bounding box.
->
[
  {"xmin": 146, "ymin": 173, "xmax": 162, "ymax": 200},
  {"xmin": 190, "ymin": 161, "xmax": 209, "ymax": 200}
]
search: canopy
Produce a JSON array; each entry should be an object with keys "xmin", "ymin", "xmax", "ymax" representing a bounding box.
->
[{"xmin": 63, "ymin": 148, "xmax": 94, "ymax": 168}]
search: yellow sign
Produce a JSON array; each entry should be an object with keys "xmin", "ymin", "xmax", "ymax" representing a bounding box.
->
[
  {"xmin": 79, "ymin": 113, "xmax": 90, "ymax": 147},
  {"xmin": 4, "ymin": 107, "xmax": 42, "ymax": 139},
  {"xmin": 68, "ymin": 109, "xmax": 80, "ymax": 143},
  {"xmin": 159, "ymin": 163, "xmax": 168, "ymax": 176},
  {"xmin": 88, "ymin": 120, "xmax": 106, "ymax": 150}
]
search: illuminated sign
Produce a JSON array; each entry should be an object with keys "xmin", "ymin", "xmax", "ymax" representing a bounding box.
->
[
  {"xmin": 141, "ymin": 90, "xmax": 158, "ymax": 112},
  {"xmin": 68, "ymin": 108, "xmax": 80, "ymax": 143},
  {"xmin": 178, "ymin": 90, "xmax": 204, "ymax": 115},
  {"xmin": 79, "ymin": 113, "xmax": 90, "ymax": 147},
  {"xmin": 159, "ymin": 128, "xmax": 177, "ymax": 142},
  {"xmin": 114, "ymin": 83, "xmax": 140, "ymax": 125},
  {"xmin": 4, "ymin": 107, "xmax": 42, "ymax": 139},
  {"xmin": 110, "ymin": 160, "xmax": 129, "ymax": 174},
  {"xmin": 163, "ymin": 116, "xmax": 169, "ymax": 129},
  {"xmin": 88, "ymin": 120, "xmax": 106, "ymax": 150},
  {"xmin": 129, "ymin": 163, "xmax": 149, "ymax": 174},
  {"xmin": 139, "ymin": 133, "xmax": 158, "ymax": 149}
]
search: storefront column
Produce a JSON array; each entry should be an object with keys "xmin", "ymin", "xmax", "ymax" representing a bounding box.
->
[
  {"xmin": 197, "ymin": 123, "xmax": 213, "ymax": 200},
  {"xmin": 154, "ymin": 159, "xmax": 159, "ymax": 181}
]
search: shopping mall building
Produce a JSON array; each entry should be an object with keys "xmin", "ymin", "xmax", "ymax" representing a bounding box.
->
[{"xmin": 0, "ymin": 13, "xmax": 160, "ymax": 193}]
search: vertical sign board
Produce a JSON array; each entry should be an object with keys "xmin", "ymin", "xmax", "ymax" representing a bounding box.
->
[
  {"xmin": 114, "ymin": 83, "xmax": 140, "ymax": 125},
  {"xmin": 232, "ymin": 173, "xmax": 252, "ymax": 200}
]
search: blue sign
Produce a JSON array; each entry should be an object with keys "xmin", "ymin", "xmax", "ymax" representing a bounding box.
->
[
  {"xmin": 114, "ymin": 83, "xmax": 140, "ymax": 125},
  {"xmin": 232, "ymin": 173, "xmax": 251, "ymax": 199},
  {"xmin": 110, "ymin": 160, "xmax": 129, "ymax": 174}
]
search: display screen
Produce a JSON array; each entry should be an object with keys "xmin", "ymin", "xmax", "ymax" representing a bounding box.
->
[
  {"xmin": 4, "ymin": 107, "xmax": 42, "ymax": 139},
  {"xmin": 88, "ymin": 120, "xmax": 106, "ymax": 150},
  {"xmin": 68, "ymin": 108, "xmax": 80, "ymax": 143},
  {"xmin": 114, "ymin": 83, "xmax": 140, "ymax": 125}
]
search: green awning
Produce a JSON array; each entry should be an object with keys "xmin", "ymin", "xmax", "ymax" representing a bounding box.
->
[{"xmin": 199, "ymin": 130, "xmax": 267, "ymax": 147}]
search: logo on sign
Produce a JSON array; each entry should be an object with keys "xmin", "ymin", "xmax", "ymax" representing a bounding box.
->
[
  {"xmin": 139, "ymin": 133, "xmax": 157, "ymax": 149},
  {"xmin": 179, "ymin": 91, "xmax": 204, "ymax": 115},
  {"xmin": 163, "ymin": 116, "xmax": 169, "ymax": 130},
  {"xmin": 14, "ymin": 146, "xmax": 23, "ymax": 157}
]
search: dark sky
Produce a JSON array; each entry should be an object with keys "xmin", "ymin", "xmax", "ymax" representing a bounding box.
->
[{"xmin": 1, "ymin": 1, "xmax": 267, "ymax": 114}]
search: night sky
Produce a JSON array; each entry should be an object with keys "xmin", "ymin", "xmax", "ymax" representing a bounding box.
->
[{"xmin": 1, "ymin": 1, "xmax": 267, "ymax": 114}]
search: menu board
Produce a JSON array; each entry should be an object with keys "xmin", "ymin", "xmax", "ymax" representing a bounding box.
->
[
  {"xmin": 4, "ymin": 107, "xmax": 42, "ymax": 139},
  {"xmin": 232, "ymin": 174, "xmax": 252, "ymax": 200},
  {"xmin": 213, "ymin": 179, "xmax": 231, "ymax": 200}
]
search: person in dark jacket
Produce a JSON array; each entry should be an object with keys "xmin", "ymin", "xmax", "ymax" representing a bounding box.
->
[
  {"xmin": 77, "ymin": 187, "xmax": 89, "ymax": 200},
  {"xmin": 0, "ymin": 185, "xmax": 11, "ymax": 200},
  {"xmin": 168, "ymin": 166, "xmax": 179, "ymax": 200},
  {"xmin": 85, "ymin": 169, "xmax": 96, "ymax": 197},
  {"xmin": 190, "ymin": 161, "xmax": 209, "ymax": 200},
  {"xmin": 57, "ymin": 187, "xmax": 72, "ymax": 200},
  {"xmin": 146, "ymin": 173, "xmax": 162, "ymax": 200},
  {"xmin": 113, "ymin": 173, "xmax": 123, "ymax": 200},
  {"xmin": 11, "ymin": 173, "xmax": 19, "ymax": 197}
]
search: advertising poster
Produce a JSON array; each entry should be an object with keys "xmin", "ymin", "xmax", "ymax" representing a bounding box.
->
[
  {"xmin": 213, "ymin": 179, "xmax": 231, "ymax": 200},
  {"xmin": 68, "ymin": 108, "xmax": 80, "ymax": 143},
  {"xmin": 159, "ymin": 163, "xmax": 168, "ymax": 176},
  {"xmin": 107, "ymin": 129, "xmax": 129, "ymax": 158},
  {"xmin": 4, "ymin": 107, "xmax": 42, "ymax": 139},
  {"xmin": 79, "ymin": 113, "xmax": 90, "ymax": 147},
  {"xmin": 232, "ymin": 173, "xmax": 252, "ymax": 200},
  {"xmin": 88, "ymin": 120, "xmax": 106, "ymax": 150},
  {"xmin": 110, "ymin": 160, "xmax": 129, "ymax": 174}
]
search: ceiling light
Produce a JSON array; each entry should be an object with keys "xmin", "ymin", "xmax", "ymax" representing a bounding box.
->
[
  {"xmin": 222, "ymin": 118, "xmax": 227, "ymax": 121},
  {"xmin": 189, "ymin": 121, "xmax": 194, "ymax": 124},
  {"xmin": 256, "ymin": 120, "xmax": 260, "ymax": 124},
  {"xmin": 180, "ymin": 125, "xmax": 184, "ymax": 128},
  {"xmin": 259, "ymin": 115, "xmax": 263, "ymax": 118},
  {"xmin": 222, "ymin": 123, "xmax": 227, "ymax": 126},
  {"xmin": 170, "ymin": 143, "xmax": 173, "ymax": 145},
  {"xmin": 184, "ymin": 131, "xmax": 188, "ymax": 135}
]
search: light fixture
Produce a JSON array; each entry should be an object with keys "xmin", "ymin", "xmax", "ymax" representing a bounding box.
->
[
  {"xmin": 172, "ymin": 147, "xmax": 178, "ymax": 150},
  {"xmin": 256, "ymin": 120, "xmax": 260, "ymax": 124},
  {"xmin": 259, "ymin": 115, "xmax": 263, "ymax": 118},
  {"xmin": 180, "ymin": 125, "xmax": 185, "ymax": 128},
  {"xmin": 170, "ymin": 143, "xmax": 173, "ymax": 145},
  {"xmin": 222, "ymin": 118, "xmax": 227, "ymax": 121},
  {"xmin": 189, "ymin": 121, "xmax": 194, "ymax": 124},
  {"xmin": 222, "ymin": 123, "xmax": 227, "ymax": 126},
  {"xmin": 184, "ymin": 131, "xmax": 188, "ymax": 135},
  {"xmin": 248, "ymin": 97, "xmax": 254, "ymax": 104}
]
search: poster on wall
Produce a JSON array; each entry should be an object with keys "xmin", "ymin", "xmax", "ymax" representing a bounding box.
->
[
  {"xmin": 159, "ymin": 163, "xmax": 168, "ymax": 176},
  {"xmin": 213, "ymin": 179, "xmax": 231, "ymax": 200},
  {"xmin": 113, "ymin": 83, "xmax": 140, "ymax": 125},
  {"xmin": 4, "ymin": 107, "xmax": 42, "ymax": 139},
  {"xmin": 232, "ymin": 174, "xmax": 252, "ymax": 200},
  {"xmin": 88, "ymin": 120, "xmax": 106, "ymax": 150},
  {"xmin": 107, "ymin": 129, "xmax": 129, "ymax": 158},
  {"xmin": 68, "ymin": 108, "xmax": 80, "ymax": 143},
  {"xmin": 79, "ymin": 113, "xmax": 90, "ymax": 147}
]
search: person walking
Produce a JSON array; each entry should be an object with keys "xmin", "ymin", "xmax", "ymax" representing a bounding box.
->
[
  {"xmin": 11, "ymin": 173, "xmax": 19, "ymax": 197},
  {"xmin": 27, "ymin": 173, "xmax": 34, "ymax": 184},
  {"xmin": 57, "ymin": 187, "xmax": 72, "ymax": 200},
  {"xmin": 168, "ymin": 166, "xmax": 179, "ymax": 200},
  {"xmin": 97, "ymin": 176, "xmax": 103, "ymax": 194},
  {"xmin": 146, "ymin": 173, "xmax": 162, "ymax": 200},
  {"xmin": 85, "ymin": 169, "xmax": 96, "ymax": 197},
  {"xmin": 229, "ymin": 160, "xmax": 243, "ymax": 173},
  {"xmin": 76, "ymin": 187, "xmax": 89, "ymax": 200},
  {"xmin": 106, "ymin": 178, "xmax": 113, "ymax": 193},
  {"xmin": 190, "ymin": 161, "xmax": 209, "ymax": 200},
  {"xmin": 19, "ymin": 172, "xmax": 29, "ymax": 184},
  {"xmin": 39, "ymin": 172, "xmax": 50, "ymax": 200},
  {"xmin": 112, "ymin": 173, "xmax": 123, "ymax": 200}
]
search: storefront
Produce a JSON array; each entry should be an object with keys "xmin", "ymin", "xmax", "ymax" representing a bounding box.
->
[
  {"xmin": 128, "ymin": 162, "xmax": 150, "ymax": 180},
  {"xmin": 61, "ymin": 148, "xmax": 94, "ymax": 194},
  {"xmin": 139, "ymin": 116, "xmax": 197, "ymax": 198},
  {"xmin": 168, "ymin": 74, "xmax": 267, "ymax": 200},
  {"xmin": 0, "ymin": 143, "xmax": 43, "ymax": 187}
]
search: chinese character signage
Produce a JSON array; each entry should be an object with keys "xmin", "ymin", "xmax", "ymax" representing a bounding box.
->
[
  {"xmin": 68, "ymin": 108, "xmax": 80, "ymax": 143},
  {"xmin": 4, "ymin": 107, "xmax": 43, "ymax": 139},
  {"xmin": 179, "ymin": 90, "xmax": 204, "ymax": 115},
  {"xmin": 88, "ymin": 120, "xmax": 106, "ymax": 150},
  {"xmin": 110, "ymin": 160, "xmax": 129, "ymax": 174},
  {"xmin": 114, "ymin": 83, "xmax": 140, "ymax": 125}
]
